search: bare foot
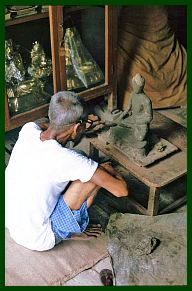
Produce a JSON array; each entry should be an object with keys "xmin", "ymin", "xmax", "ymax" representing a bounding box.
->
[{"xmin": 70, "ymin": 224, "xmax": 102, "ymax": 240}]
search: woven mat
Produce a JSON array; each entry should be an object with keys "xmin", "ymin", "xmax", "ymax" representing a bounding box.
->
[{"xmin": 5, "ymin": 229, "xmax": 108, "ymax": 286}]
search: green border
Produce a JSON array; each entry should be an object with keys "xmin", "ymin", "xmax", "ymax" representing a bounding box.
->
[
  {"xmin": 187, "ymin": 0, "xmax": 191, "ymax": 288},
  {"xmin": 0, "ymin": 0, "xmax": 5, "ymax": 288},
  {"xmin": 2, "ymin": 0, "xmax": 190, "ymax": 288}
]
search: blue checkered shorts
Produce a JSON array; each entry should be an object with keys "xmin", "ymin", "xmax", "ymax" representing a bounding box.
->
[{"xmin": 50, "ymin": 195, "xmax": 89, "ymax": 245}]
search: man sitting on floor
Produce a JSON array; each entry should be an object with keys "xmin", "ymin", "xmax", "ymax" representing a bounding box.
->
[{"xmin": 5, "ymin": 91, "xmax": 128, "ymax": 251}]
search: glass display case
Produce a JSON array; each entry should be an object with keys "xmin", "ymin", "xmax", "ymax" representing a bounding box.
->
[{"xmin": 5, "ymin": 6, "xmax": 117, "ymax": 131}]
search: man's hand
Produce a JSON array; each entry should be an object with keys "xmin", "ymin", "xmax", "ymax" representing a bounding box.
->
[
  {"xmin": 100, "ymin": 162, "xmax": 117, "ymax": 175},
  {"xmin": 100, "ymin": 162, "xmax": 119, "ymax": 176},
  {"xmin": 85, "ymin": 114, "xmax": 105, "ymax": 132},
  {"xmin": 100, "ymin": 162, "xmax": 125, "ymax": 181},
  {"xmin": 91, "ymin": 162, "xmax": 129, "ymax": 198}
]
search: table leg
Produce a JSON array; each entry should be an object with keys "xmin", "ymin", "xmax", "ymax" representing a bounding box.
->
[
  {"xmin": 89, "ymin": 143, "xmax": 99, "ymax": 161},
  {"xmin": 147, "ymin": 186, "xmax": 159, "ymax": 216},
  {"xmin": 159, "ymin": 195, "xmax": 187, "ymax": 215}
]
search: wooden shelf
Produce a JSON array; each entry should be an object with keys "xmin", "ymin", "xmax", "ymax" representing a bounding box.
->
[
  {"xmin": 6, "ymin": 104, "xmax": 49, "ymax": 131},
  {"xmin": 64, "ymin": 6, "xmax": 97, "ymax": 14},
  {"xmin": 79, "ymin": 84, "xmax": 113, "ymax": 101},
  {"xmin": 5, "ymin": 12, "xmax": 49, "ymax": 27}
]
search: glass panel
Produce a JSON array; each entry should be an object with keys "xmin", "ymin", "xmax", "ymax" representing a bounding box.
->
[
  {"xmin": 5, "ymin": 9, "xmax": 54, "ymax": 117},
  {"xmin": 63, "ymin": 6, "xmax": 105, "ymax": 92}
]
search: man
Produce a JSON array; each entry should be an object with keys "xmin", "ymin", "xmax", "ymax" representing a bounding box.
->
[{"xmin": 5, "ymin": 91, "xmax": 128, "ymax": 251}]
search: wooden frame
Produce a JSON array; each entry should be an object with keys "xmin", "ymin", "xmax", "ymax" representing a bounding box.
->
[{"xmin": 5, "ymin": 6, "xmax": 118, "ymax": 131}]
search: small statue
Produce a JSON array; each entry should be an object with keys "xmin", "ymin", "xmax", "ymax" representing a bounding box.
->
[
  {"xmin": 6, "ymin": 40, "xmax": 52, "ymax": 115},
  {"xmin": 98, "ymin": 74, "xmax": 177, "ymax": 166},
  {"xmin": 115, "ymin": 73, "xmax": 153, "ymax": 155},
  {"xmin": 28, "ymin": 41, "xmax": 52, "ymax": 79},
  {"xmin": 16, "ymin": 78, "xmax": 45, "ymax": 96},
  {"xmin": 64, "ymin": 27, "xmax": 104, "ymax": 89},
  {"xmin": 5, "ymin": 39, "xmax": 25, "ymax": 85},
  {"xmin": 101, "ymin": 74, "xmax": 153, "ymax": 160},
  {"xmin": 64, "ymin": 32, "xmax": 84, "ymax": 90}
]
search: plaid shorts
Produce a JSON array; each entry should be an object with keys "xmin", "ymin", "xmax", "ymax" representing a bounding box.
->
[{"xmin": 50, "ymin": 195, "xmax": 89, "ymax": 245}]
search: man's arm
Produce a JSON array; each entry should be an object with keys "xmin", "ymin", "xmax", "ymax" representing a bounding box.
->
[{"xmin": 90, "ymin": 162, "xmax": 128, "ymax": 198}]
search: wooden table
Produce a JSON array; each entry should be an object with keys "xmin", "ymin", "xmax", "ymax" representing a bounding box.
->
[{"xmin": 89, "ymin": 111, "xmax": 187, "ymax": 216}]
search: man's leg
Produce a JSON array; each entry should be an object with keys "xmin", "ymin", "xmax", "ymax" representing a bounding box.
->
[
  {"xmin": 63, "ymin": 179, "xmax": 102, "ymax": 240},
  {"xmin": 63, "ymin": 179, "xmax": 100, "ymax": 210}
]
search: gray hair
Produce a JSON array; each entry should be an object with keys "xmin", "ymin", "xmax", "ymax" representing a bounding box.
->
[{"xmin": 48, "ymin": 91, "xmax": 88, "ymax": 130}]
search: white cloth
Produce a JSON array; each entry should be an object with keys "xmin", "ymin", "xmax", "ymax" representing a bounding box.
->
[{"xmin": 5, "ymin": 122, "xmax": 98, "ymax": 251}]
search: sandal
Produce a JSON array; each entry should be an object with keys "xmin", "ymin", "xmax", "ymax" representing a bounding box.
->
[{"xmin": 99, "ymin": 269, "xmax": 113, "ymax": 286}]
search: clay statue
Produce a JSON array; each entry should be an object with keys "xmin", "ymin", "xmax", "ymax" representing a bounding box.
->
[
  {"xmin": 116, "ymin": 73, "xmax": 153, "ymax": 148},
  {"xmin": 103, "ymin": 73, "xmax": 153, "ymax": 159},
  {"xmin": 98, "ymin": 73, "xmax": 178, "ymax": 166}
]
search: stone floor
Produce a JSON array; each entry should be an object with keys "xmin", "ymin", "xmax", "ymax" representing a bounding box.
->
[
  {"xmin": 64, "ymin": 256, "xmax": 113, "ymax": 286},
  {"xmin": 64, "ymin": 203, "xmax": 187, "ymax": 286}
]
